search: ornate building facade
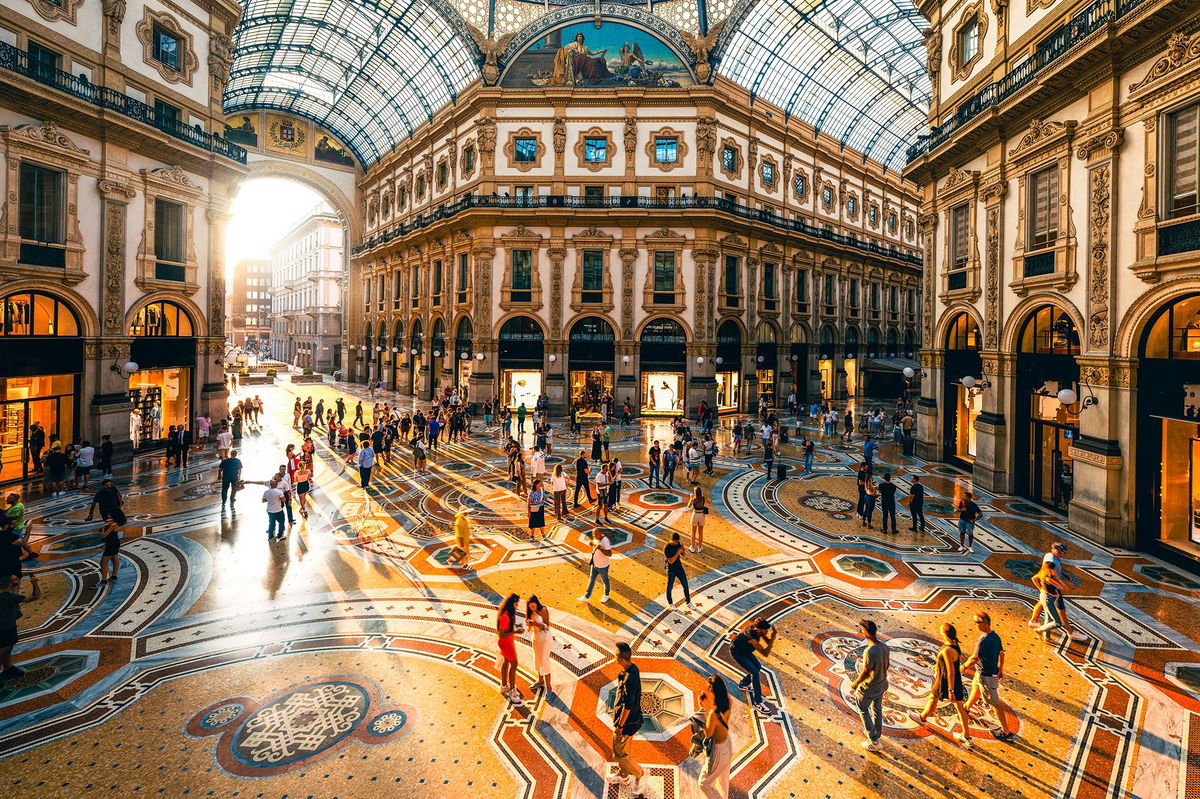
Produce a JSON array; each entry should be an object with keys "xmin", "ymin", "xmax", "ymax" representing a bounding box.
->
[
  {"xmin": 269, "ymin": 210, "xmax": 345, "ymax": 373},
  {"xmin": 350, "ymin": 76, "xmax": 923, "ymax": 416},
  {"xmin": 226, "ymin": 258, "xmax": 271, "ymax": 350},
  {"xmin": 906, "ymin": 0, "xmax": 1200, "ymax": 569},
  {"xmin": 0, "ymin": 0, "xmax": 244, "ymax": 480}
]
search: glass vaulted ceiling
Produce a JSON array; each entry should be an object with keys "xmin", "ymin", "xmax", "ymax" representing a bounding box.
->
[
  {"xmin": 719, "ymin": 0, "xmax": 930, "ymax": 171},
  {"xmin": 224, "ymin": 0, "xmax": 930, "ymax": 171},
  {"xmin": 225, "ymin": 0, "xmax": 478, "ymax": 165}
]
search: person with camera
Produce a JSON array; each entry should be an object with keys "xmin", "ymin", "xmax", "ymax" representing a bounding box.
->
[{"xmin": 731, "ymin": 618, "xmax": 776, "ymax": 715}]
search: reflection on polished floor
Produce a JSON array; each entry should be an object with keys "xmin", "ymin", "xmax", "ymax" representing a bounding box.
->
[{"xmin": 1, "ymin": 380, "xmax": 1197, "ymax": 799}]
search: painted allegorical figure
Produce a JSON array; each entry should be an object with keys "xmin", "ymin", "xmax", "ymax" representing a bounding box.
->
[{"xmin": 550, "ymin": 33, "xmax": 612, "ymax": 85}]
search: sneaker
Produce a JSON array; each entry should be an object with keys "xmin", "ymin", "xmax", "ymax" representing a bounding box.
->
[
  {"xmin": 576, "ymin": 595, "xmax": 590, "ymax": 603},
  {"xmin": 754, "ymin": 701, "xmax": 773, "ymax": 715},
  {"xmin": 994, "ymin": 731, "xmax": 1016, "ymax": 742},
  {"xmin": 1070, "ymin": 631, "xmax": 1089, "ymax": 641},
  {"xmin": 860, "ymin": 739, "xmax": 882, "ymax": 752},
  {"xmin": 628, "ymin": 776, "xmax": 642, "ymax": 794},
  {"xmin": 953, "ymin": 733, "xmax": 973, "ymax": 748},
  {"xmin": 605, "ymin": 773, "xmax": 630, "ymax": 784},
  {"xmin": 1026, "ymin": 620, "xmax": 1038, "ymax": 629},
  {"xmin": 600, "ymin": 594, "xmax": 610, "ymax": 604}
]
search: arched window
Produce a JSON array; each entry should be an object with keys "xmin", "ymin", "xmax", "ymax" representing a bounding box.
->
[
  {"xmin": 886, "ymin": 328, "xmax": 899, "ymax": 357},
  {"xmin": 410, "ymin": 320, "xmax": 423, "ymax": 354},
  {"xmin": 392, "ymin": 322, "xmax": 403, "ymax": 353},
  {"xmin": 845, "ymin": 327, "xmax": 859, "ymax": 355},
  {"xmin": 903, "ymin": 329, "xmax": 916, "ymax": 357},
  {"xmin": 716, "ymin": 319, "xmax": 742, "ymax": 362},
  {"xmin": 866, "ymin": 327, "xmax": 881, "ymax": 355},
  {"xmin": 455, "ymin": 317, "xmax": 474, "ymax": 357},
  {"xmin": 1140, "ymin": 293, "xmax": 1200, "ymax": 360},
  {"xmin": 641, "ymin": 318, "xmax": 686, "ymax": 364},
  {"xmin": 1018, "ymin": 305, "xmax": 1079, "ymax": 355},
  {"xmin": 498, "ymin": 315, "xmax": 544, "ymax": 362},
  {"xmin": 0, "ymin": 292, "xmax": 79, "ymax": 336},
  {"xmin": 569, "ymin": 316, "xmax": 615, "ymax": 362},
  {"xmin": 945, "ymin": 313, "xmax": 981, "ymax": 351},
  {"xmin": 129, "ymin": 301, "xmax": 193, "ymax": 336},
  {"xmin": 431, "ymin": 318, "xmax": 446, "ymax": 355}
]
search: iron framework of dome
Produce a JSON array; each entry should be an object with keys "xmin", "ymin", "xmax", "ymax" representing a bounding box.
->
[{"xmin": 225, "ymin": 0, "xmax": 929, "ymax": 171}]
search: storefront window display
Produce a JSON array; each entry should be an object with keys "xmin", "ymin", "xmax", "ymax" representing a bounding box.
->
[
  {"xmin": 954, "ymin": 384, "xmax": 982, "ymax": 460},
  {"xmin": 504, "ymin": 369, "xmax": 542, "ymax": 410},
  {"xmin": 0, "ymin": 374, "xmax": 76, "ymax": 484},
  {"xmin": 570, "ymin": 370, "xmax": 613, "ymax": 414},
  {"xmin": 716, "ymin": 371, "xmax": 740, "ymax": 412},
  {"xmin": 642, "ymin": 372, "xmax": 684, "ymax": 415},
  {"xmin": 128, "ymin": 368, "xmax": 191, "ymax": 446}
]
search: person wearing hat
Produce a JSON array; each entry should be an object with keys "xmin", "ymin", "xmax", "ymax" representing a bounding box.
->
[
  {"xmin": 447, "ymin": 509, "xmax": 472, "ymax": 568},
  {"xmin": 1027, "ymin": 541, "xmax": 1088, "ymax": 641}
]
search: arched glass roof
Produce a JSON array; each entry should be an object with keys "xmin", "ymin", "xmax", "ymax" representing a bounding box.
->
[
  {"xmin": 717, "ymin": 0, "xmax": 929, "ymax": 170},
  {"xmin": 224, "ymin": 0, "xmax": 930, "ymax": 171},
  {"xmin": 225, "ymin": 0, "xmax": 479, "ymax": 165}
]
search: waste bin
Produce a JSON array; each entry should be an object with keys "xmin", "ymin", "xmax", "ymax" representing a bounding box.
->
[{"xmin": 776, "ymin": 463, "xmax": 788, "ymax": 481}]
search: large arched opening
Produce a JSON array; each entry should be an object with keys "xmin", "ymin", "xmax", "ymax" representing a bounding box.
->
[
  {"xmin": 639, "ymin": 318, "xmax": 687, "ymax": 416},
  {"xmin": 568, "ymin": 316, "xmax": 616, "ymax": 414},
  {"xmin": 942, "ymin": 312, "xmax": 982, "ymax": 467},
  {"xmin": 715, "ymin": 319, "xmax": 743, "ymax": 413},
  {"xmin": 498, "ymin": 316, "xmax": 545, "ymax": 409}
]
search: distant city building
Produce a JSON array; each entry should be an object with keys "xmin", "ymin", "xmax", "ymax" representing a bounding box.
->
[
  {"xmin": 227, "ymin": 259, "xmax": 272, "ymax": 351},
  {"xmin": 270, "ymin": 209, "xmax": 345, "ymax": 372}
]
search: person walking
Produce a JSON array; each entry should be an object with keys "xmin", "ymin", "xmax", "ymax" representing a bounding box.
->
[
  {"xmin": 446, "ymin": 509, "xmax": 473, "ymax": 569},
  {"xmin": 914, "ymin": 622, "xmax": 972, "ymax": 748},
  {"xmin": 689, "ymin": 486, "xmax": 708, "ymax": 553},
  {"xmin": 1030, "ymin": 560, "xmax": 1071, "ymax": 642},
  {"xmin": 731, "ymin": 618, "xmax": 776, "ymax": 715},
  {"xmin": 909, "ymin": 474, "xmax": 926, "ymax": 532},
  {"xmin": 648, "ymin": 440, "xmax": 662, "ymax": 488},
  {"xmin": 878, "ymin": 472, "xmax": 899, "ymax": 534},
  {"xmin": 218, "ymin": 449, "xmax": 242, "ymax": 507},
  {"xmin": 602, "ymin": 424, "xmax": 612, "ymax": 460},
  {"xmin": 527, "ymin": 479, "xmax": 548, "ymax": 544},
  {"xmin": 609, "ymin": 458, "xmax": 624, "ymax": 511},
  {"xmin": 497, "ymin": 593, "xmax": 522, "ymax": 703},
  {"xmin": 850, "ymin": 619, "xmax": 890, "ymax": 752},
  {"xmin": 962, "ymin": 611, "xmax": 1017, "ymax": 741},
  {"xmin": 593, "ymin": 463, "xmax": 611, "ymax": 523},
  {"xmin": 663, "ymin": 445, "xmax": 678, "ymax": 488},
  {"xmin": 357, "ymin": 439, "xmax": 376, "ymax": 489},
  {"xmin": 0, "ymin": 572, "xmax": 41, "ymax": 680},
  {"xmin": 293, "ymin": 460, "xmax": 312, "ymax": 519},
  {"xmin": 550, "ymin": 464, "xmax": 570, "ymax": 520},
  {"xmin": 97, "ymin": 434, "xmax": 114, "ymax": 478},
  {"xmin": 573, "ymin": 451, "xmax": 593, "ymax": 507},
  {"xmin": 516, "ymin": 403, "xmax": 527, "ymax": 435},
  {"xmin": 590, "ymin": 426, "xmax": 603, "ymax": 461},
  {"xmin": 608, "ymin": 643, "xmax": 646, "ymax": 794},
  {"xmin": 855, "ymin": 463, "xmax": 870, "ymax": 519},
  {"xmin": 686, "ymin": 442, "xmax": 702, "ymax": 485},
  {"xmin": 862, "ymin": 436, "xmax": 878, "ymax": 474},
  {"xmin": 802, "ymin": 435, "xmax": 815, "ymax": 474},
  {"xmin": 262, "ymin": 479, "xmax": 286, "ymax": 540},
  {"xmin": 97, "ymin": 518, "xmax": 123, "ymax": 586},
  {"xmin": 698, "ymin": 674, "xmax": 733, "ymax": 799},
  {"xmin": 577, "ymin": 528, "xmax": 612, "ymax": 604},
  {"xmin": 84, "ymin": 479, "xmax": 126, "ymax": 526},
  {"xmin": 353, "ymin": 401, "xmax": 365, "ymax": 428},
  {"xmin": 1028, "ymin": 541, "xmax": 1087, "ymax": 641},
  {"xmin": 4, "ymin": 494, "xmax": 34, "ymax": 561},
  {"xmin": 664, "ymin": 532, "xmax": 692, "ymax": 608},
  {"xmin": 702, "ymin": 435, "xmax": 716, "ymax": 476},
  {"xmin": 526, "ymin": 595, "xmax": 555, "ymax": 697},
  {"xmin": 956, "ymin": 491, "xmax": 983, "ymax": 552}
]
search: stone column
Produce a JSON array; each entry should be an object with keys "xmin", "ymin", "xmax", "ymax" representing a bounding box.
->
[
  {"xmin": 616, "ymin": 341, "xmax": 637, "ymax": 410},
  {"xmin": 914, "ymin": 349, "xmax": 943, "ymax": 461},
  {"xmin": 971, "ymin": 351, "xmax": 1016, "ymax": 495},
  {"xmin": 1068, "ymin": 358, "xmax": 1134, "ymax": 547},
  {"xmin": 203, "ymin": 207, "xmax": 231, "ymax": 418},
  {"xmin": 468, "ymin": 339, "xmax": 497, "ymax": 405},
  {"xmin": 741, "ymin": 342, "xmax": 757, "ymax": 413},
  {"xmin": 86, "ymin": 338, "xmax": 135, "ymax": 463},
  {"xmin": 545, "ymin": 340, "xmax": 567, "ymax": 414},
  {"xmin": 686, "ymin": 342, "xmax": 716, "ymax": 416}
]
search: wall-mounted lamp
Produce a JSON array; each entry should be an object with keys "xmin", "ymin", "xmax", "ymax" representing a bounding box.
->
[
  {"xmin": 960, "ymin": 374, "xmax": 991, "ymax": 398},
  {"xmin": 715, "ymin": 356, "xmax": 724, "ymax": 365},
  {"xmin": 902, "ymin": 366, "xmax": 927, "ymax": 380},
  {"xmin": 475, "ymin": 352, "xmax": 484, "ymax": 361},
  {"xmin": 756, "ymin": 355, "xmax": 765, "ymax": 363},
  {"xmin": 622, "ymin": 355, "xmax": 631, "ymax": 363},
  {"xmin": 111, "ymin": 360, "xmax": 139, "ymax": 379},
  {"xmin": 460, "ymin": 352, "xmax": 469, "ymax": 360},
  {"xmin": 433, "ymin": 350, "xmax": 441, "ymax": 357},
  {"xmin": 375, "ymin": 346, "xmax": 382, "ymax": 352},
  {"xmin": 695, "ymin": 356, "xmax": 704, "ymax": 365},
  {"xmin": 790, "ymin": 354, "xmax": 799, "ymax": 361},
  {"xmin": 410, "ymin": 348, "xmax": 418, "ymax": 355},
  {"xmin": 548, "ymin": 353, "xmax": 557, "ymax": 362},
  {"xmin": 392, "ymin": 347, "xmax": 399, "ymax": 353},
  {"xmin": 1058, "ymin": 385, "xmax": 1099, "ymax": 410}
]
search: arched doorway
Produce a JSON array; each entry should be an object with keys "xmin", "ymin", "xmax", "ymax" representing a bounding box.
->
[
  {"xmin": 755, "ymin": 321, "xmax": 778, "ymax": 407},
  {"xmin": 498, "ymin": 316, "xmax": 544, "ymax": 409},
  {"xmin": 408, "ymin": 321, "xmax": 423, "ymax": 396},
  {"xmin": 639, "ymin": 318, "xmax": 687, "ymax": 415},
  {"xmin": 818, "ymin": 325, "xmax": 837, "ymax": 400},
  {"xmin": 454, "ymin": 317, "xmax": 474, "ymax": 392},
  {"xmin": 128, "ymin": 299, "xmax": 197, "ymax": 447},
  {"xmin": 788, "ymin": 326, "xmax": 809, "ymax": 405},
  {"xmin": 0, "ymin": 291, "xmax": 83, "ymax": 482},
  {"xmin": 430, "ymin": 318, "xmax": 447, "ymax": 400},
  {"xmin": 568, "ymin": 316, "xmax": 615, "ymax": 414},
  {"xmin": 390, "ymin": 322, "xmax": 403, "ymax": 392},
  {"xmin": 844, "ymin": 327, "xmax": 860, "ymax": 396},
  {"xmin": 1134, "ymin": 292, "xmax": 1200, "ymax": 560},
  {"xmin": 715, "ymin": 320, "xmax": 742, "ymax": 412},
  {"xmin": 361, "ymin": 323, "xmax": 372, "ymax": 385},
  {"xmin": 1014, "ymin": 304, "xmax": 1080, "ymax": 511},
  {"xmin": 942, "ymin": 312, "xmax": 982, "ymax": 466}
]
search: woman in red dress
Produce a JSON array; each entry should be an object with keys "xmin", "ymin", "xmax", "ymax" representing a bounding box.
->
[{"xmin": 497, "ymin": 593, "xmax": 522, "ymax": 703}]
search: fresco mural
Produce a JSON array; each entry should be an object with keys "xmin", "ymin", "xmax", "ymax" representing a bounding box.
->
[
  {"xmin": 315, "ymin": 134, "xmax": 355, "ymax": 168},
  {"xmin": 501, "ymin": 21, "xmax": 693, "ymax": 88},
  {"xmin": 223, "ymin": 114, "xmax": 258, "ymax": 147}
]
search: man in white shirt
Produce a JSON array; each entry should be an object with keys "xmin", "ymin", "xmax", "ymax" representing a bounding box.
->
[
  {"xmin": 357, "ymin": 441, "xmax": 376, "ymax": 489},
  {"xmin": 216, "ymin": 426, "xmax": 234, "ymax": 459},
  {"xmin": 530, "ymin": 446, "xmax": 546, "ymax": 481},
  {"xmin": 262, "ymin": 479, "xmax": 286, "ymax": 540},
  {"xmin": 273, "ymin": 465, "xmax": 295, "ymax": 525},
  {"xmin": 578, "ymin": 530, "xmax": 613, "ymax": 604},
  {"xmin": 74, "ymin": 441, "xmax": 95, "ymax": 489}
]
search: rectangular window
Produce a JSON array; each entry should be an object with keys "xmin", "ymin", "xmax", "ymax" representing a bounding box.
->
[
  {"xmin": 796, "ymin": 268, "xmax": 808, "ymax": 305},
  {"xmin": 1028, "ymin": 166, "xmax": 1059, "ymax": 250},
  {"xmin": 18, "ymin": 162, "xmax": 65, "ymax": 246},
  {"xmin": 951, "ymin": 203, "xmax": 970, "ymax": 270},
  {"xmin": 848, "ymin": 278, "xmax": 859, "ymax": 309},
  {"xmin": 394, "ymin": 270, "xmax": 402, "ymax": 302},
  {"xmin": 154, "ymin": 198, "xmax": 185, "ymax": 280},
  {"xmin": 723, "ymin": 255, "xmax": 739, "ymax": 303},
  {"xmin": 27, "ymin": 41, "xmax": 61, "ymax": 78},
  {"xmin": 152, "ymin": 25, "xmax": 181, "ymax": 70},
  {"xmin": 958, "ymin": 18, "xmax": 979, "ymax": 66},
  {"xmin": 761, "ymin": 162, "xmax": 775, "ymax": 185},
  {"xmin": 889, "ymin": 286, "xmax": 899, "ymax": 311},
  {"xmin": 907, "ymin": 288, "xmax": 916, "ymax": 313},
  {"xmin": 463, "ymin": 147, "xmax": 476, "ymax": 173},
  {"xmin": 584, "ymin": 138, "xmax": 607, "ymax": 163},
  {"xmin": 437, "ymin": 163, "xmax": 448, "ymax": 188},
  {"xmin": 511, "ymin": 250, "xmax": 532, "ymax": 300},
  {"xmin": 514, "ymin": 138, "xmax": 537, "ymax": 163},
  {"xmin": 870, "ymin": 282, "xmax": 880, "ymax": 310},
  {"xmin": 823, "ymin": 274, "xmax": 835, "ymax": 305},
  {"xmin": 411, "ymin": 266, "xmax": 419, "ymax": 306},
  {"xmin": 457, "ymin": 253, "xmax": 469, "ymax": 303},
  {"xmin": 653, "ymin": 251, "xmax": 675, "ymax": 304},
  {"xmin": 654, "ymin": 137, "xmax": 678, "ymax": 164},
  {"xmin": 763, "ymin": 262, "xmax": 777, "ymax": 307},
  {"xmin": 582, "ymin": 250, "xmax": 604, "ymax": 302},
  {"xmin": 154, "ymin": 99, "xmax": 180, "ymax": 129},
  {"xmin": 432, "ymin": 259, "xmax": 443, "ymax": 305},
  {"xmin": 722, "ymin": 146, "xmax": 737, "ymax": 172},
  {"xmin": 1168, "ymin": 102, "xmax": 1200, "ymax": 219},
  {"xmin": 583, "ymin": 185, "xmax": 604, "ymax": 206}
]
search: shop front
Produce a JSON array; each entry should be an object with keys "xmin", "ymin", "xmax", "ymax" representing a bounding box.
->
[
  {"xmin": 0, "ymin": 291, "xmax": 82, "ymax": 483},
  {"xmin": 715, "ymin": 319, "xmax": 742, "ymax": 413},
  {"xmin": 430, "ymin": 318, "xmax": 448, "ymax": 400},
  {"xmin": 843, "ymin": 328, "xmax": 859, "ymax": 397},
  {"xmin": 788, "ymin": 342, "xmax": 808, "ymax": 403},
  {"xmin": 1013, "ymin": 306, "xmax": 1080, "ymax": 512},
  {"xmin": 640, "ymin": 318, "xmax": 686, "ymax": 415},
  {"xmin": 1135, "ymin": 293, "xmax": 1200, "ymax": 566},
  {"xmin": 454, "ymin": 318, "xmax": 474, "ymax": 394},
  {"xmin": 942, "ymin": 313, "xmax": 983, "ymax": 466},
  {"xmin": 390, "ymin": 323, "xmax": 403, "ymax": 392},
  {"xmin": 568, "ymin": 317, "xmax": 615, "ymax": 414},
  {"xmin": 408, "ymin": 321, "xmax": 422, "ymax": 396},
  {"xmin": 128, "ymin": 301, "xmax": 196, "ymax": 449},
  {"xmin": 754, "ymin": 323, "xmax": 778, "ymax": 407},
  {"xmin": 498, "ymin": 316, "xmax": 544, "ymax": 410}
]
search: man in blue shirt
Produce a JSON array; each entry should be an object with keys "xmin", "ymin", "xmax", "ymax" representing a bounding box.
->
[
  {"xmin": 357, "ymin": 440, "xmax": 375, "ymax": 489},
  {"xmin": 218, "ymin": 450, "xmax": 242, "ymax": 506},
  {"xmin": 962, "ymin": 611, "xmax": 1016, "ymax": 741},
  {"xmin": 862, "ymin": 437, "xmax": 878, "ymax": 475}
]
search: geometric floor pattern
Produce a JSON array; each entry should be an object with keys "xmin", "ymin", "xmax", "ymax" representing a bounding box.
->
[{"xmin": 1, "ymin": 381, "xmax": 1198, "ymax": 798}]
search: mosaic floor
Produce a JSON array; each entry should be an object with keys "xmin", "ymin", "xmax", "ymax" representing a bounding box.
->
[{"xmin": 1, "ymin": 381, "xmax": 1198, "ymax": 798}]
